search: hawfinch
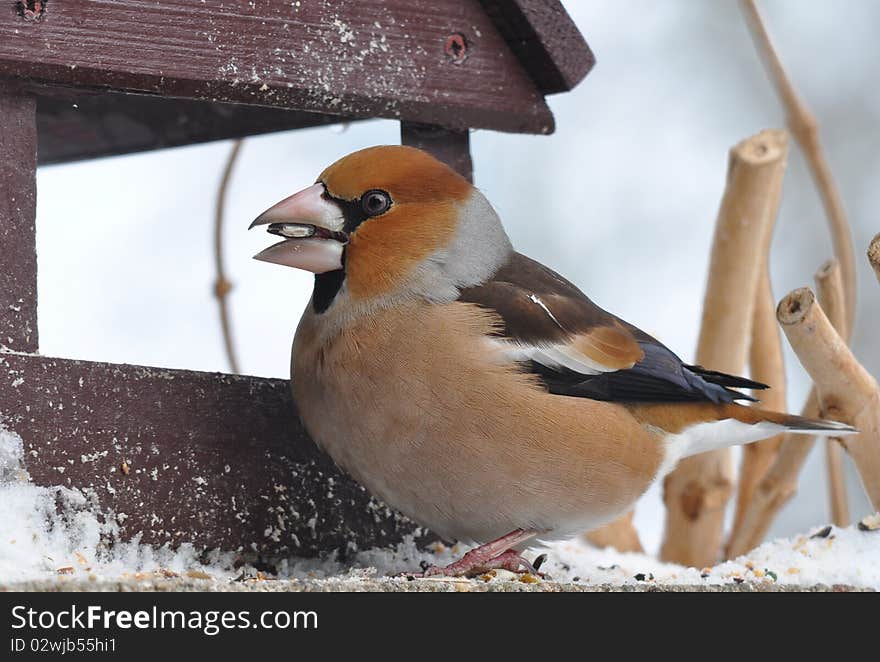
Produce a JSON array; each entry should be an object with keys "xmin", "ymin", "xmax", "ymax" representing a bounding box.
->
[{"xmin": 250, "ymin": 145, "xmax": 854, "ymax": 576}]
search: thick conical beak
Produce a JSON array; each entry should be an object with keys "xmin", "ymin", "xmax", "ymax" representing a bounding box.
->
[{"xmin": 249, "ymin": 183, "xmax": 347, "ymax": 273}]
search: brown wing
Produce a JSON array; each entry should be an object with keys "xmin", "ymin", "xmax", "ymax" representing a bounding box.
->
[{"xmin": 458, "ymin": 253, "xmax": 765, "ymax": 403}]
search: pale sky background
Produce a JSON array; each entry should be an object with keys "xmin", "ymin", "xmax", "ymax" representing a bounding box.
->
[{"xmin": 34, "ymin": 1, "xmax": 880, "ymax": 553}]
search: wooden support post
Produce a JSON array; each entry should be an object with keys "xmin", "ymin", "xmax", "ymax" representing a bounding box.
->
[
  {"xmin": 0, "ymin": 91, "xmax": 38, "ymax": 354},
  {"xmin": 401, "ymin": 122, "xmax": 473, "ymax": 183}
]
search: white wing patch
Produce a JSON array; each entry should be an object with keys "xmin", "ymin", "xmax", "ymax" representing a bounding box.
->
[{"xmin": 488, "ymin": 339, "xmax": 618, "ymax": 375}]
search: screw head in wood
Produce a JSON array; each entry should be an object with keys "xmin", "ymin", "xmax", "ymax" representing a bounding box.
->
[{"xmin": 444, "ymin": 33, "xmax": 468, "ymax": 64}]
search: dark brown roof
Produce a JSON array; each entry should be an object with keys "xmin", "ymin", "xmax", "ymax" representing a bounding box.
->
[{"xmin": 480, "ymin": 0, "xmax": 595, "ymax": 94}]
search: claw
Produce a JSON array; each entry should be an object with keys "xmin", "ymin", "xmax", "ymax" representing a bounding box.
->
[{"xmin": 532, "ymin": 553, "xmax": 548, "ymax": 573}]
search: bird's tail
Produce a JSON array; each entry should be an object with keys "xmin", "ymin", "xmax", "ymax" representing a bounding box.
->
[{"xmin": 674, "ymin": 404, "xmax": 856, "ymax": 461}]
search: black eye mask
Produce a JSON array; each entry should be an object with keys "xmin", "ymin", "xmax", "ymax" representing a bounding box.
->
[{"xmin": 328, "ymin": 189, "xmax": 393, "ymax": 234}]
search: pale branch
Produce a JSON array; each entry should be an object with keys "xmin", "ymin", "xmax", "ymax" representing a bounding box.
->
[
  {"xmin": 730, "ymin": 268, "xmax": 787, "ymax": 538},
  {"xmin": 814, "ymin": 260, "xmax": 851, "ymax": 526},
  {"xmin": 585, "ymin": 510, "xmax": 644, "ymax": 554},
  {"xmin": 725, "ymin": 260, "xmax": 847, "ymax": 559},
  {"xmin": 660, "ymin": 129, "xmax": 788, "ymax": 567},
  {"xmin": 214, "ymin": 139, "xmax": 244, "ymax": 375},
  {"xmin": 740, "ymin": 0, "xmax": 856, "ymax": 335},
  {"xmin": 778, "ymin": 288, "xmax": 880, "ymax": 510},
  {"xmin": 825, "ymin": 439, "xmax": 850, "ymax": 526},
  {"xmin": 740, "ymin": 0, "xmax": 857, "ymax": 533}
]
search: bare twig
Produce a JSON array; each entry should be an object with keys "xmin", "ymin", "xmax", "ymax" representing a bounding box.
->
[
  {"xmin": 660, "ymin": 129, "xmax": 788, "ymax": 567},
  {"xmin": 778, "ymin": 288, "xmax": 880, "ymax": 510},
  {"xmin": 726, "ymin": 262, "xmax": 847, "ymax": 558},
  {"xmin": 740, "ymin": 0, "xmax": 856, "ymax": 332},
  {"xmin": 585, "ymin": 511, "xmax": 643, "ymax": 553},
  {"xmin": 214, "ymin": 139, "xmax": 244, "ymax": 375}
]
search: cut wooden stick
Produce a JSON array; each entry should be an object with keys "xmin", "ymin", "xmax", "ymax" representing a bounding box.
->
[
  {"xmin": 778, "ymin": 288, "xmax": 880, "ymax": 510},
  {"xmin": 585, "ymin": 511, "xmax": 644, "ymax": 553},
  {"xmin": 730, "ymin": 269, "xmax": 787, "ymax": 537},
  {"xmin": 731, "ymin": 160, "xmax": 789, "ymax": 533},
  {"xmin": 825, "ymin": 439, "xmax": 850, "ymax": 526},
  {"xmin": 726, "ymin": 261, "xmax": 847, "ymax": 558},
  {"xmin": 660, "ymin": 129, "xmax": 788, "ymax": 567},
  {"xmin": 870, "ymin": 233, "xmax": 880, "ymax": 285},
  {"xmin": 814, "ymin": 260, "xmax": 851, "ymax": 526},
  {"xmin": 740, "ymin": 0, "xmax": 857, "ymax": 533}
]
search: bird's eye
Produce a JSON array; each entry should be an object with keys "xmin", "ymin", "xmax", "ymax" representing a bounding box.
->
[{"xmin": 361, "ymin": 190, "xmax": 392, "ymax": 217}]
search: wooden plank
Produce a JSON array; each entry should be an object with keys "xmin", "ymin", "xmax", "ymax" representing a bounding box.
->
[
  {"xmin": 0, "ymin": 353, "xmax": 428, "ymax": 558},
  {"xmin": 35, "ymin": 86, "xmax": 355, "ymax": 165},
  {"xmin": 401, "ymin": 122, "xmax": 473, "ymax": 182},
  {"xmin": 479, "ymin": 0, "xmax": 595, "ymax": 94},
  {"xmin": 0, "ymin": 0, "xmax": 555, "ymax": 135},
  {"xmin": 0, "ymin": 90, "xmax": 38, "ymax": 354}
]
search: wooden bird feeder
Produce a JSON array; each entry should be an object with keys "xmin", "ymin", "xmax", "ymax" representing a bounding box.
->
[{"xmin": 0, "ymin": 1, "xmax": 593, "ymax": 560}]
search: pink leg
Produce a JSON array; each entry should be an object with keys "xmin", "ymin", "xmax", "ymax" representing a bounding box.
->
[
  {"xmin": 419, "ymin": 529, "xmax": 539, "ymax": 577},
  {"xmin": 478, "ymin": 549, "xmax": 538, "ymax": 574}
]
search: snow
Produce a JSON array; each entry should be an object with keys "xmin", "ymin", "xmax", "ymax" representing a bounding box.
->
[{"xmin": 2, "ymin": 420, "xmax": 878, "ymax": 589}]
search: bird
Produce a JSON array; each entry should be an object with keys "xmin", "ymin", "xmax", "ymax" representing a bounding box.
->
[{"xmin": 249, "ymin": 145, "xmax": 855, "ymax": 576}]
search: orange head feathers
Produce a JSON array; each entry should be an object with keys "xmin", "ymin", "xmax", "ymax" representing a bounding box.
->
[
  {"xmin": 318, "ymin": 145, "xmax": 471, "ymax": 203},
  {"xmin": 250, "ymin": 145, "xmax": 512, "ymax": 314}
]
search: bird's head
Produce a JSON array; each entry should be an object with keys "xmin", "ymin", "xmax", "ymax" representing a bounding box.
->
[{"xmin": 250, "ymin": 145, "xmax": 511, "ymax": 313}]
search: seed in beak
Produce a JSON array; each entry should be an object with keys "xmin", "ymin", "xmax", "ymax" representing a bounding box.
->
[{"xmin": 268, "ymin": 223, "xmax": 316, "ymax": 239}]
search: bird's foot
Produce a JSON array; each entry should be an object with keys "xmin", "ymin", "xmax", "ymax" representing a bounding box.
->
[
  {"xmin": 420, "ymin": 549, "xmax": 539, "ymax": 577},
  {"xmin": 410, "ymin": 528, "xmax": 541, "ymax": 578}
]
